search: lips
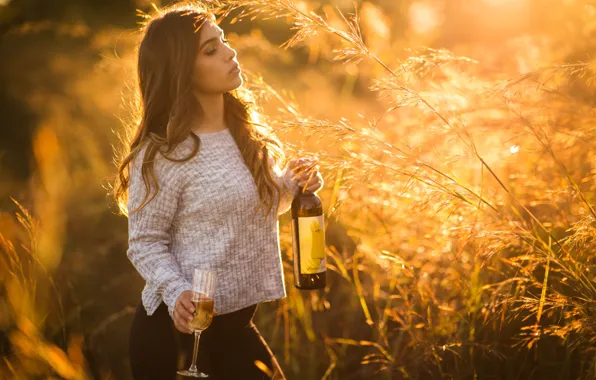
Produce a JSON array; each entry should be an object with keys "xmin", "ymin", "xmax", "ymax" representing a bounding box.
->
[{"xmin": 229, "ymin": 64, "xmax": 240, "ymax": 74}]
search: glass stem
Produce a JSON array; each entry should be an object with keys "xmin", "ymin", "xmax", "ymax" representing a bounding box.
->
[{"xmin": 189, "ymin": 331, "xmax": 201, "ymax": 373}]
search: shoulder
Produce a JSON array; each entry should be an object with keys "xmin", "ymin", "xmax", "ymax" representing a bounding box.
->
[{"xmin": 131, "ymin": 135, "xmax": 198, "ymax": 184}]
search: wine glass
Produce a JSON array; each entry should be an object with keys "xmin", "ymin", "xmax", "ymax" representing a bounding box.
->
[{"xmin": 177, "ymin": 269, "xmax": 216, "ymax": 378}]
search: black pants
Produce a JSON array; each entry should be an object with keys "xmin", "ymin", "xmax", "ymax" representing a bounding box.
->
[{"xmin": 129, "ymin": 301, "xmax": 285, "ymax": 380}]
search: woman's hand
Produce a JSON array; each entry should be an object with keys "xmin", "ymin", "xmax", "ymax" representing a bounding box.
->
[
  {"xmin": 287, "ymin": 158, "xmax": 324, "ymax": 193},
  {"xmin": 173, "ymin": 290, "xmax": 195, "ymax": 334}
]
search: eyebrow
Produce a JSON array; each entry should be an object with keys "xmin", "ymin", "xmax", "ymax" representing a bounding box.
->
[{"xmin": 199, "ymin": 30, "xmax": 224, "ymax": 50}]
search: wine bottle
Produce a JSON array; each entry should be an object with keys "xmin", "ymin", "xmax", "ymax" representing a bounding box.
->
[{"xmin": 291, "ymin": 188, "xmax": 326, "ymax": 289}]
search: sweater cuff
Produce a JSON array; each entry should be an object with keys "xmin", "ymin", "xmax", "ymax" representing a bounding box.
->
[
  {"xmin": 163, "ymin": 280, "xmax": 193, "ymax": 319},
  {"xmin": 281, "ymin": 165, "xmax": 300, "ymax": 196}
]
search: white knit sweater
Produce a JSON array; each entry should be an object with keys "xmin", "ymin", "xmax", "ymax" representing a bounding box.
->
[{"xmin": 126, "ymin": 128, "xmax": 298, "ymax": 318}]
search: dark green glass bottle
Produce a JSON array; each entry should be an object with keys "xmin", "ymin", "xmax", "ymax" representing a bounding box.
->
[{"xmin": 291, "ymin": 188, "xmax": 326, "ymax": 289}]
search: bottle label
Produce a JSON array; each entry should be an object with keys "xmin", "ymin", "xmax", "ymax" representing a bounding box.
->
[{"xmin": 292, "ymin": 215, "xmax": 326, "ymax": 275}]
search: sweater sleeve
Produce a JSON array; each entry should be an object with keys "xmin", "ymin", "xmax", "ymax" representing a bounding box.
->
[
  {"xmin": 126, "ymin": 150, "xmax": 192, "ymax": 318},
  {"xmin": 277, "ymin": 161, "xmax": 299, "ymax": 216}
]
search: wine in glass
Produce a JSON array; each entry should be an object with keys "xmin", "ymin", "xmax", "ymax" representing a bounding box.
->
[{"xmin": 177, "ymin": 269, "xmax": 216, "ymax": 378}]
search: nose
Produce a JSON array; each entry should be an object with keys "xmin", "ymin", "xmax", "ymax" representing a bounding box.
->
[{"xmin": 224, "ymin": 43, "xmax": 236, "ymax": 61}]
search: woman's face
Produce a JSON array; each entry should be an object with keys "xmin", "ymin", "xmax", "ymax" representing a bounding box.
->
[{"xmin": 193, "ymin": 21, "xmax": 242, "ymax": 94}]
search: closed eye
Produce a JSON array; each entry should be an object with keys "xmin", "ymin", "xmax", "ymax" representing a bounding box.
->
[{"xmin": 206, "ymin": 37, "xmax": 230, "ymax": 56}]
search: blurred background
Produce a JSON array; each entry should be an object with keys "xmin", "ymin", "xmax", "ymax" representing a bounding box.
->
[{"xmin": 1, "ymin": 0, "xmax": 596, "ymax": 379}]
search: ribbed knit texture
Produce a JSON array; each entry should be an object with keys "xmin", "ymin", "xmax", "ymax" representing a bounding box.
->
[{"xmin": 126, "ymin": 128, "xmax": 298, "ymax": 318}]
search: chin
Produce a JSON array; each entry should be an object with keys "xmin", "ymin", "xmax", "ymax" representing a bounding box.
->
[
  {"xmin": 209, "ymin": 75, "xmax": 243, "ymax": 94},
  {"xmin": 227, "ymin": 75, "xmax": 243, "ymax": 91}
]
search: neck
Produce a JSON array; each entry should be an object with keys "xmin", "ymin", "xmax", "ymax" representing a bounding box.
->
[{"xmin": 192, "ymin": 91, "xmax": 226, "ymax": 133}]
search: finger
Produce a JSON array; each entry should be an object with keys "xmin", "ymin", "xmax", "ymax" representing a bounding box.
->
[
  {"xmin": 289, "ymin": 158, "xmax": 317, "ymax": 171},
  {"xmin": 306, "ymin": 177, "xmax": 321, "ymax": 187},
  {"xmin": 294, "ymin": 168, "xmax": 319, "ymax": 182},
  {"xmin": 301, "ymin": 166, "xmax": 319, "ymax": 176},
  {"xmin": 182, "ymin": 320, "xmax": 194, "ymax": 334},
  {"xmin": 295, "ymin": 174, "xmax": 312, "ymax": 184},
  {"xmin": 312, "ymin": 173, "xmax": 324, "ymax": 185},
  {"xmin": 181, "ymin": 297, "xmax": 196, "ymax": 314},
  {"xmin": 298, "ymin": 171, "xmax": 321, "ymax": 186},
  {"xmin": 298, "ymin": 178, "xmax": 314, "ymax": 187},
  {"xmin": 300, "ymin": 166, "xmax": 320, "ymax": 179},
  {"xmin": 306, "ymin": 179, "xmax": 322, "ymax": 191},
  {"xmin": 177, "ymin": 306, "xmax": 194, "ymax": 323},
  {"xmin": 306, "ymin": 174, "xmax": 324, "ymax": 188},
  {"xmin": 175, "ymin": 318, "xmax": 193, "ymax": 335},
  {"xmin": 184, "ymin": 318, "xmax": 194, "ymax": 334},
  {"xmin": 174, "ymin": 311, "xmax": 193, "ymax": 334},
  {"xmin": 297, "ymin": 158, "xmax": 317, "ymax": 166},
  {"xmin": 295, "ymin": 161, "xmax": 317, "ymax": 172},
  {"xmin": 287, "ymin": 159, "xmax": 301, "ymax": 170},
  {"xmin": 173, "ymin": 312, "xmax": 181, "ymax": 332},
  {"xmin": 290, "ymin": 157, "xmax": 314, "ymax": 165},
  {"xmin": 173, "ymin": 317, "xmax": 183, "ymax": 333}
]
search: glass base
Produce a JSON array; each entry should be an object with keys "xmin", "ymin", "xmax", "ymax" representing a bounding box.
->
[{"xmin": 177, "ymin": 370, "xmax": 209, "ymax": 378}]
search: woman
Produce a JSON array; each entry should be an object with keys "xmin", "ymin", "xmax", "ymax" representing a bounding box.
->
[{"xmin": 113, "ymin": 4, "xmax": 323, "ymax": 380}]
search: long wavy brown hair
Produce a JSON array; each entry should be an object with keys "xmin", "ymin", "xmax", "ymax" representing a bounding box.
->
[{"xmin": 113, "ymin": 3, "xmax": 284, "ymax": 218}]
